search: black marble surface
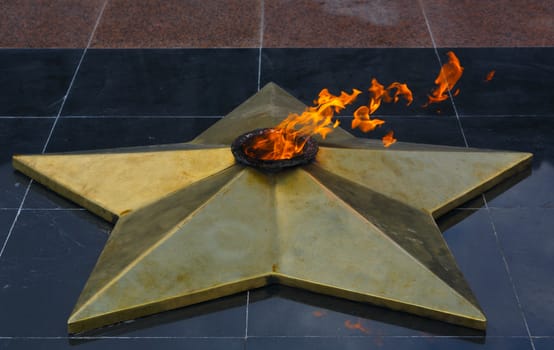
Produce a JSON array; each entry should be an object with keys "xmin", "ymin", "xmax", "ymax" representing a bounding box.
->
[
  {"xmin": 0, "ymin": 118, "xmax": 53, "ymax": 208},
  {"xmin": 245, "ymin": 337, "xmax": 532, "ymax": 350},
  {"xmin": 462, "ymin": 116, "xmax": 554, "ymax": 209},
  {"xmin": 261, "ymin": 48, "xmax": 455, "ymax": 116},
  {"xmin": 535, "ymin": 338, "xmax": 554, "ymax": 350},
  {"xmin": 61, "ymin": 49, "xmax": 259, "ymax": 116},
  {"xmin": 341, "ymin": 115, "xmax": 467, "ymax": 147},
  {"xmin": 0, "ymin": 210, "xmax": 16, "ymax": 246},
  {"xmin": 442, "ymin": 48, "xmax": 554, "ymax": 116},
  {"xmin": 0, "ymin": 50, "xmax": 82, "ymax": 116},
  {"xmin": 491, "ymin": 208, "xmax": 554, "ymax": 336},
  {"xmin": 0, "ymin": 339, "xmax": 245, "ymax": 350},
  {"xmin": 1, "ymin": 48, "xmax": 553, "ymax": 349}
]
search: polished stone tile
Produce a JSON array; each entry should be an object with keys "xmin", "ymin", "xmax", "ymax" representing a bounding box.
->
[
  {"xmin": 0, "ymin": 50, "xmax": 82, "ymax": 116},
  {"xmin": 260, "ymin": 48, "xmax": 453, "ymax": 116},
  {"xmin": 0, "ymin": 119, "xmax": 53, "ymax": 208},
  {"xmin": 442, "ymin": 210, "xmax": 527, "ymax": 336},
  {"xmin": 440, "ymin": 48, "xmax": 554, "ymax": 116},
  {"xmin": 24, "ymin": 117, "xmax": 220, "ymax": 209},
  {"xmin": 0, "ymin": 0, "xmax": 105, "ymax": 48},
  {"xmin": 535, "ymin": 338, "xmax": 554, "ymax": 350},
  {"xmin": 245, "ymin": 336, "xmax": 532, "ymax": 350},
  {"xmin": 0, "ymin": 210, "xmax": 110, "ymax": 336},
  {"xmin": 491, "ymin": 208, "xmax": 554, "ymax": 336},
  {"xmin": 462, "ymin": 116, "xmax": 554, "ymax": 208},
  {"xmin": 248, "ymin": 285, "xmax": 485, "ymax": 338},
  {"xmin": 46, "ymin": 117, "xmax": 220, "ymax": 152},
  {"xmin": 0, "ymin": 210, "xmax": 17, "ymax": 246},
  {"xmin": 0, "ymin": 210, "xmax": 247, "ymax": 337},
  {"xmin": 264, "ymin": 0, "xmax": 432, "ymax": 48},
  {"xmin": 62, "ymin": 49, "xmax": 258, "ymax": 116},
  {"xmin": 248, "ymin": 210, "xmax": 526, "ymax": 336},
  {"xmin": 92, "ymin": 0, "xmax": 261, "ymax": 48},
  {"xmin": 421, "ymin": 0, "xmax": 554, "ymax": 47},
  {"xmin": 0, "ymin": 338, "xmax": 244, "ymax": 350}
]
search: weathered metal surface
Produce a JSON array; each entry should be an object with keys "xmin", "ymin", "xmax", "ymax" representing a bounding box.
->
[
  {"xmin": 13, "ymin": 146, "xmax": 235, "ymax": 223},
  {"xmin": 12, "ymin": 82, "xmax": 532, "ymax": 333}
]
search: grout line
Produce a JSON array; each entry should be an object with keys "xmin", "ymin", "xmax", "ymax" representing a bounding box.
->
[
  {"xmin": 0, "ymin": 180, "xmax": 32, "ymax": 259},
  {"xmin": 418, "ymin": 0, "xmax": 469, "ymax": 148},
  {"xmin": 257, "ymin": 0, "xmax": 265, "ymax": 91},
  {"xmin": 245, "ymin": 291, "xmax": 250, "ymax": 339},
  {"xmin": 483, "ymin": 198, "xmax": 537, "ymax": 350},
  {"xmin": 41, "ymin": 0, "xmax": 109, "ymax": 154}
]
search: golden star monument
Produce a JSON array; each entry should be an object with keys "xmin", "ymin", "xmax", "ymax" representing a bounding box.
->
[{"xmin": 13, "ymin": 83, "xmax": 531, "ymax": 334}]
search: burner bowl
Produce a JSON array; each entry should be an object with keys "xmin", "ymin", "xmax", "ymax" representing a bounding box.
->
[{"xmin": 231, "ymin": 128, "xmax": 318, "ymax": 172}]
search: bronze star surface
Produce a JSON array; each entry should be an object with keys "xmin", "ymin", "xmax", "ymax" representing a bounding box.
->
[{"xmin": 12, "ymin": 83, "xmax": 532, "ymax": 333}]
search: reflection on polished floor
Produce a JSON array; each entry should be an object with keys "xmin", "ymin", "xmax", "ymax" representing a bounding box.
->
[{"xmin": 0, "ymin": 1, "xmax": 553, "ymax": 349}]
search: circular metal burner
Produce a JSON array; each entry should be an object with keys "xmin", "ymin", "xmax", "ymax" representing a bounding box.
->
[{"xmin": 231, "ymin": 128, "xmax": 318, "ymax": 172}]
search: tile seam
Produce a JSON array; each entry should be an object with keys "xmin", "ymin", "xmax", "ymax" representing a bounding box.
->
[
  {"xmin": 41, "ymin": 0, "xmax": 109, "ymax": 153},
  {"xmin": 0, "ymin": 180, "xmax": 32, "ymax": 259},
  {"xmin": 420, "ymin": 3, "xmax": 535, "ymax": 347},
  {"xmin": 484, "ymin": 203, "xmax": 537, "ymax": 350},
  {"xmin": 417, "ymin": 0, "xmax": 469, "ymax": 148},
  {"xmin": 245, "ymin": 291, "xmax": 250, "ymax": 339},
  {"xmin": 0, "ymin": 1, "xmax": 111, "ymax": 260}
]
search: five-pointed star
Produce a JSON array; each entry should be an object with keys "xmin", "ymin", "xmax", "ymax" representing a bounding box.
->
[{"xmin": 13, "ymin": 83, "xmax": 532, "ymax": 334}]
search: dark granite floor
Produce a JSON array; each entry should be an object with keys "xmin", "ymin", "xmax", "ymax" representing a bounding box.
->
[{"xmin": 1, "ymin": 1, "xmax": 553, "ymax": 350}]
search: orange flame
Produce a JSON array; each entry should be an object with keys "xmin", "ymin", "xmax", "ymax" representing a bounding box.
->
[
  {"xmin": 243, "ymin": 88, "xmax": 361, "ymax": 160},
  {"xmin": 352, "ymin": 78, "xmax": 412, "ymax": 133},
  {"xmin": 485, "ymin": 70, "xmax": 495, "ymax": 82},
  {"xmin": 382, "ymin": 130, "xmax": 396, "ymax": 147},
  {"xmin": 425, "ymin": 51, "xmax": 464, "ymax": 106},
  {"xmin": 352, "ymin": 106, "xmax": 385, "ymax": 132},
  {"xmin": 243, "ymin": 79, "xmax": 411, "ymax": 160}
]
